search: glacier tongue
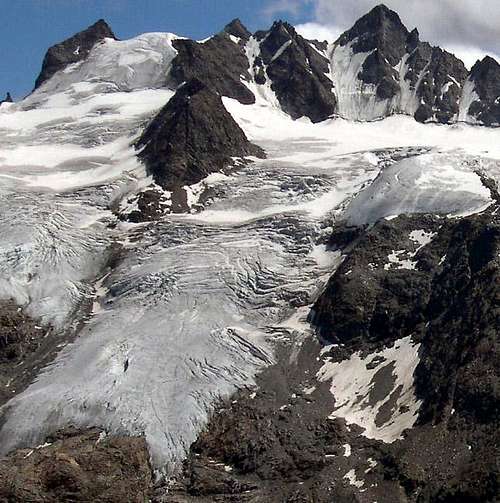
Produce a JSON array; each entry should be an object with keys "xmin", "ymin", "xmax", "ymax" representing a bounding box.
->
[{"xmin": 0, "ymin": 146, "xmax": 377, "ymax": 471}]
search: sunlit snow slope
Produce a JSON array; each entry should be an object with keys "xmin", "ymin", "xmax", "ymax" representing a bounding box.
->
[{"xmin": 0, "ymin": 29, "xmax": 499, "ymax": 473}]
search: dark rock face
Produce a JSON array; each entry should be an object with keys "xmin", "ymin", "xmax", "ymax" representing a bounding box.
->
[
  {"xmin": 313, "ymin": 208, "xmax": 499, "ymax": 364},
  {"xmin": 359, "ymin": 50, "xmax": 401, "ymax": 100},
  {"xmin": 34, "ymin": 19, "xmax": 116, "ymax": 90},
  {"xmin": 118, "ymin": 188, "xmax": 172, "ymax": 222},
  {"xmin": 223, "ymin": 18, "xmax": 251, "ymax": 41},
  {"xmin": 413, "ymin": 46, "xmax": 468, "ymax": 124},
  {"xmin": 136, "ymin": 78, "xmax": 264, "ymax": 191},
  {"xmin": 336, "ymin": 4, "xmax": 468, "ymax": 122},
  {"xmin": 338, "ymin": 4, "xmax": 409, "ymax": 65},
  {"xmin": 0, "ymin": 428, "xmax": 153, "ymax": 502},
  {"xmin": 415, "ymin": 215, "xmax": 500, "ymax": 424},
  {"xmin": 0, "ymin": 92, "xmax": 12, "ymax": 104},
  {"xmin": 258, "ymin": 21, "xmax": 336, "ymax": 123},
  {"xmin": 312, "ymin": 215, "xmax": 440, "ymax": 350},
  {"xmin": 310, "ymin": 206, "xmax": 500, "ymax": 501},
  {"xmin": 163, "ymin": 205, "xmax": 499, "ymax": 502},
  {"xmin": 467, "ymin": 56, "xmax": 500, "ymax": 125},
  {"xmin": 170, "ymin": 29, "xmax": 255, "ymax": 105},
  {"xmin": 0, "ymin": 301, "xmax": 50, "ymax": 406}
]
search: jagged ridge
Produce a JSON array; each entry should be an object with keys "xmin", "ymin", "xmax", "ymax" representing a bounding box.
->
[
  {"xmin": 135, "ymin": 78, "xmax": 264, "ymax": 191},
  {"xmin": 34, "ymin": 19, "xmax": 116, "ymax": 90},
  {"xmin": 25, "ymin": 6, "xmax": 500, "ymax": 127}
]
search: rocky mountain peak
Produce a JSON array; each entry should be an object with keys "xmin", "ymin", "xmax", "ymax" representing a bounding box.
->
[
  {"xmin": 467, "ymin": 55, "xmax": 500, "ymax": 125},
  {"xmin": 331, "ymin": 4, "xmax": 472, "ymax": 124},
  {"xmin": 406, "ymin": 27, "xmax": 420, "ymax": 51},
  {"xmin": 270, "ymin": 20, "xmax": 296, "ymax": 36},
  {"xmin": 0, "ymin": 92, "xmax": 12, "ymax": 104},
  {"xmin": 34, "ymin": 18, "xmax": 116, "ymax": 89},
  {"xmin": 471, "ymin": 55, "xmax": 500, "ymax": 79},
  {"xmin": 223, "ymin": 18, "xmax": 251, "ymax": 40},
  {"xmin": 338, "ymin": 4, "xmax": 409, "ymax": 65},
  {"xmin": 92, "ymin": 19, "xmax": 114, "ymax": 34},
  {"xmin": 358, "ymin": 3, "xmax": 405, "ymax": 29},
  {"xmin": 170, "ymin": 28, "xmax": 255, "ymax": 105},
  {"xmin": 470, "ymin": 55, "xmax": 500, "ymax": 102},
  {"xmin": 259, "ymin": 21, "xmax": 295, "ymax": 62},
  {"xmin": 255, "ymin": 18, "xmax": 336, "ymax": 123},
  {"xmin": 135, "ymin": 78, "xmax": 264, "ymax": 193}
]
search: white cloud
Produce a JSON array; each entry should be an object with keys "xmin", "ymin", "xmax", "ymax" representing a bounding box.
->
[
  {"xmin": 294, "ymin": 22, "xmax": 341, "ymax": 43},
  {"xmin": 446, "ymin": 45, "xmax": 500, "ymax": 70},
  {"xmin": 265, "ymin": 0, "xmax": 500, "ymax": 66}
]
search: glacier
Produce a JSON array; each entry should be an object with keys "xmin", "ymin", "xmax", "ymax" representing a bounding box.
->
[{"xmin": 1, "ymin": 27, "xmax": 500, "ymax": 475}]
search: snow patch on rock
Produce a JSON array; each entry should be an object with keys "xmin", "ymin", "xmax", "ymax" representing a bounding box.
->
[
  {"xmin": 35, "ymin": 33, "xmax": 179, "ymax": 95},
  {"xmin": 458, "ymin": 79, "xmax": 480, "ymax": 123},
  {"xmin": 317, "ymin": 335, "xmax": 422, "ymax": 443}
]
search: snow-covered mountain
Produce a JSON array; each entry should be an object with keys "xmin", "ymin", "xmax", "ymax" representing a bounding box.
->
[
  {"xmin": 0, "ymin": 4, "xmax": 498, "ymax": 502},
  {"xmin": 16, "ymin": 4, "xmax": 500, "ymax": 128}
]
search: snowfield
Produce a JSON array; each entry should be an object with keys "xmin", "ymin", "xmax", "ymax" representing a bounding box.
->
[{"xmin": 0, "ymin": 29, "xmax": 499, "ymax": 473}]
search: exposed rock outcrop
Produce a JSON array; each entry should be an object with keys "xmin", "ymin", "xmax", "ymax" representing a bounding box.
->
[
  {"xmin": 118, "ymin": 187, "xmax": 173, "ymax": 223},
  {"xmin": 332, "ymin": 4, "xmax": 468, "ymax": 123},
  {"xmin": 0, "ymin": 92, "xmax": 12, "ymax": 104},
  {"xmin": 0, "ymin": 428, "xmax": 153, "ymax": 503},
  {"xmin": 312, "ymin": 214, "xmax": 445, "ymax": 351},
  {"xmin": 415, "ymin": 214, "xmax": 500, "ymax": 425},
  {"xmin": 310, "ymin": 207, "xmax": 500, "ymax": 501},
  {"xmin": 412, "ymin": 45, "xmax": 468, "ymax": 124},
  {"xmin": 136, "ymin": 78, "xmax": 264, "ymax": 192},
  {"xmin": 466, "ymin": 56, "xmax": 500, "ymax": 126},
  {"xmin": 223, "ymin": 18, "xmax": 251, "ymax": 42},
  {"xmin": 34, "ymin": 19, "xmax": 116, "ymax": 89},
  {"xmin": 0, "ymin": 301, "xmax": 51, "ymax": 406},
  {"xmin": 170, "ymin": 23, "xmax": 255, "ymax": 105},
  {"xmin": 257, "ymin": 21, "xmax": 336, "ymax": 123}
]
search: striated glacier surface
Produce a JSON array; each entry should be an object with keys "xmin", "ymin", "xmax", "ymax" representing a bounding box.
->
[{"xmin": 1, "ymin": 24, "xmax": 500, "ymax": 476}]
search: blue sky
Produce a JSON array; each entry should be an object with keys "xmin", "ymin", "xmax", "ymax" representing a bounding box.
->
[{"xmin": 1, "ymin": 0, "xmax": 313, "ymax": 99}]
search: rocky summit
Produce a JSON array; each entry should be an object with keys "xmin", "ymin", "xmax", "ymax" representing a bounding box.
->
[
  {"xmin": 0, "ymin": 93, "xmax": 12, "ymax": 105},
  {"xmin": 467, "ymin": 56, "xmax": 500, "ymax": 126},
  {"xmin": 34, "ymin": 19, "xmax": 116, "ymax": 90},
  {"xmin": 0, "ymin": 3, "xmax": 499, "ymax": 503},
  {"xmin": 333, "ymin": 4, "xmax": 469, "ymax": 122},
  {"xmin": 256, "ymin": 21, "xmax": 336, "ymax": 123},
  {"xmin": 136, "ymin": 78, "xmax": 264, "ymax": 191}
]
